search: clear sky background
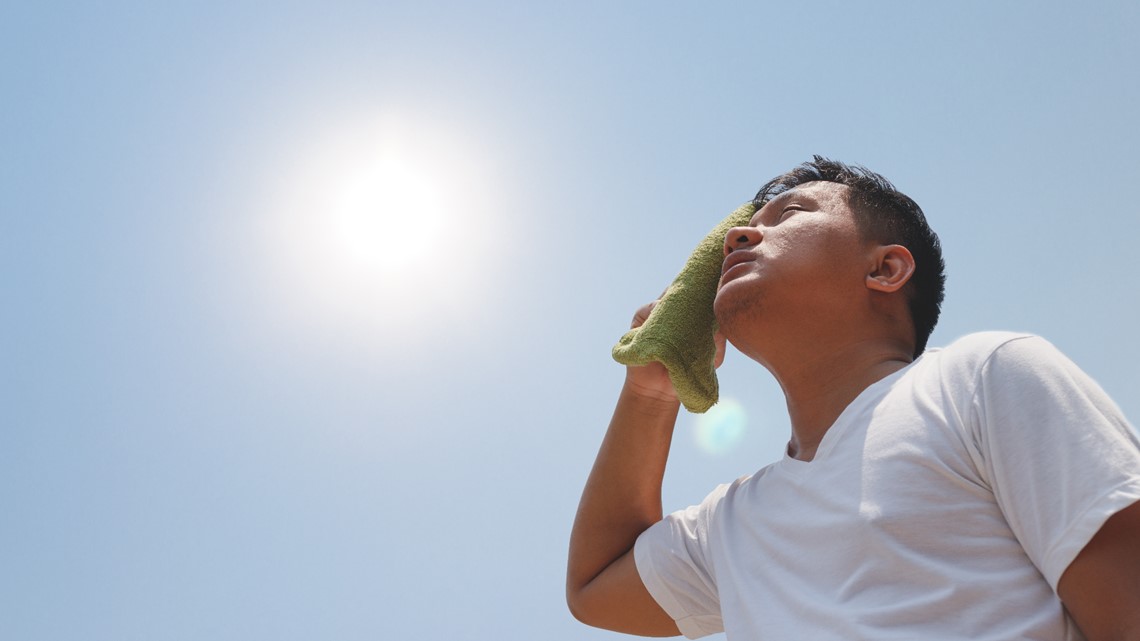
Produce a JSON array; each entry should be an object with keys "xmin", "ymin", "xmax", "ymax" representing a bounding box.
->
[{"xmin": 3, "ymin": 2, "xmax": 1139, "ymax": 640}]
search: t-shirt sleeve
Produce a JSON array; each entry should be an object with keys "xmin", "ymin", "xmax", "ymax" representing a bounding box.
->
[
  {"xmin": 634, "ymin": 488, "xmax": 726, "ymax": 639},
  {"xmin": 969, "ymin": 335, "xmax": 1140, "ymax": 591}
]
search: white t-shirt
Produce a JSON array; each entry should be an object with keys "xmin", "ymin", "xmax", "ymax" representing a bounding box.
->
[{"xmin": 635, "ymin": 332, "xmax": 1140, "ymax": 640}]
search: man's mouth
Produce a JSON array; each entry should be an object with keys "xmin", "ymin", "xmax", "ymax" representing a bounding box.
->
[{"xmin": 721, "ymin": 251, "xmax": 756, "ymax": 277}]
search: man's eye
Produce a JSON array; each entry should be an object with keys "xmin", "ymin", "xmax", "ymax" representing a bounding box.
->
[{"xmin": 778, "ymin": 207, "xmax": 800, "ymax": 222}]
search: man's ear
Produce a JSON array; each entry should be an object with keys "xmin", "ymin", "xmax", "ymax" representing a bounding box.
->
[{"xmin": 866, "ymin": 244, "xmax": 915, "ymax": 293}]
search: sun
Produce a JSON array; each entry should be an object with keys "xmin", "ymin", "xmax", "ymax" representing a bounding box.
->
[
  {"xmin": 333, "ymin": 152, "xmax": 447, "ymax": 274},
  {"xmin": 257, "ymin": 112, "xmax": 503, "ymax": 349}
]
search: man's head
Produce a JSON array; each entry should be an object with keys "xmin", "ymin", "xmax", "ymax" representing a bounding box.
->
[{"xmin": 747, "ymin": 156, "xmax": 946, "ymax": 357}]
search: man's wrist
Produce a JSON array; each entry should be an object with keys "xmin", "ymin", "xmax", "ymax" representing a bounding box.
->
[{"xmin": 621, "ymin": 377, "xmax": 680, "ymax": 409}]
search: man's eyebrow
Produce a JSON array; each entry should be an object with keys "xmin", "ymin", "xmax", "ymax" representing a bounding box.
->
[
  {"xmin": 751, "ymin": 189, "xmax": 811, "ymax": 224},
  {"xmin": 765, "ymin": 190, "xmax": 799, "ymax": 207},
  {"xmin": 762, "ymin": 189, "xmax": 814, "ymax": 209}
]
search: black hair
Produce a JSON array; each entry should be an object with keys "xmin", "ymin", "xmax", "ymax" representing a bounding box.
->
[{"xmin": 753, "ymin": 155, "xmax": 946, "ymax": 357}]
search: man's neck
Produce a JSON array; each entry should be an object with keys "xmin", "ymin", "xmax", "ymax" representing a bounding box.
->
[{"xmin": 760, "ymin": 338, "xmax": 914, "ymax": 462}]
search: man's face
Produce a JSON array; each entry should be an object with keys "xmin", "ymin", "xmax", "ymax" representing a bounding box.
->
[{"xmin": 714, "ymin": 181, "xmax": 874, "ymax": 336}]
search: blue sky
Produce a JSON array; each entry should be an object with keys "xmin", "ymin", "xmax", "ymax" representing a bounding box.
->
[{"xmin": 3, "ymin": 2, "xmax": 1139, "ymax": 639}]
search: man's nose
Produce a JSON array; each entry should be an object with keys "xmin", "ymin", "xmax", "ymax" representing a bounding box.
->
[{"xmin": 724, "ymin": 226, "xmax": 762, "ymax": 256}]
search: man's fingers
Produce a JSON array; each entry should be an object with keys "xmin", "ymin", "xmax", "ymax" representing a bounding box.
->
[{"xmin": 631, "ymin": 300, "xmax": 660, "ymax": 329}]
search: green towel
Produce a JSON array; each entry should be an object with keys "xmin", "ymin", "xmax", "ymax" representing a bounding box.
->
[{"xmin": 612, "ymin": 202, "xmax": 756, "ymax": 413}]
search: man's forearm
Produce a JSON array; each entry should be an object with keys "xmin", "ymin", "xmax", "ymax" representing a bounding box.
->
[{"xmin": 567, "ymin": 379, "xmax": 680, "ymax": 595}]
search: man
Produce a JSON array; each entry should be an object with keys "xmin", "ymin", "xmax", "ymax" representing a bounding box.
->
[{"xmin": 566, "ymin": 157, "xmax": 1140, "ymax": 640}]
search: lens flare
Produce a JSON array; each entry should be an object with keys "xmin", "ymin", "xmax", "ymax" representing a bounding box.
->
[{"xmin": 694, "ymin": 397, "xmax": 747, "ymax": 455}]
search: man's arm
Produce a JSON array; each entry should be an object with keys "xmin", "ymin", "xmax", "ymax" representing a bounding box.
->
[
  {"xmin": 1057, "ymin": 499, "xmax": 1140, "ymax": 641},
  {"xmin": 566, "ymin": 302, "xmax": 723, "ymax": 636},
  {"xmin": 565, "ymin": 378, "xmax": 681, "ymax": 636},
  {"xmin": 966, "ymin": 335, "xmax": 1140, "ymax": 640}
]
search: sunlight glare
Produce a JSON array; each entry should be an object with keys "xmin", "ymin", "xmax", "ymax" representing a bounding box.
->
[
  {"xmin": 334, "ymin": 153, "xmax": 447, "ymax": 273},
  {"xmin": 258, "ymin": 111, "xmax": 504, "ymax": 352}
]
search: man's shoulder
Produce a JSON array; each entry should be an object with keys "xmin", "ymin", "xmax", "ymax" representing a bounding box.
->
[
  {"xmin": 926, "ymin": 331, "xmax": 1067, "ymax": 384},
  {"xmin": 919, "ymin": 331, "xmax": 1038, "ymax": 380},
  {"xmin": 931, "ymin": 331, "xmax": 1045, "ymax": 362}
]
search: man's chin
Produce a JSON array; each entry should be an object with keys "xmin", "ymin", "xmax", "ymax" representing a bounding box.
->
[{"xmin": 713, "ymin": 288, "xmax": 750, "ymax": 334}]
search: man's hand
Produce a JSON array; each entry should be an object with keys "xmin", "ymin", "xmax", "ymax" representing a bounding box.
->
[{"xmin": 624, "ymin": 300, "xmax": 728, "ymax": 405}]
